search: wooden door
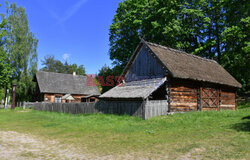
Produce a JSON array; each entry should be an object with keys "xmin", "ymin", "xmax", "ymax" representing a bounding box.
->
[{"xmin": 200, "ymin": 87, "xmax": 220, "ymax": 110}]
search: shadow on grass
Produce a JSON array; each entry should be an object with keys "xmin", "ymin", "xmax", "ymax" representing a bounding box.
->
[
  {"xmin": 231, "ymin": 116, "xmax": 250, "ymax": 132},
  {"xmin": 241, "ymin": 116, "xmax": 250, "ymax": 120}
]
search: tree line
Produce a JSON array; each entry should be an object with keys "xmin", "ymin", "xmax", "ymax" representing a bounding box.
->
[
  {"xmin": 107, "ymin": 0, "xmax": 249, "ymax": 93},
  {"xmin": 0, "ymin": 0, "xmax": 249, "ymax": 102}
]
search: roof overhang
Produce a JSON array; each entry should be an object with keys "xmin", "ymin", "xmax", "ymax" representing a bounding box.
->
[{"xmin": 100, "ymin": 78, "xmax": 166, "ymax": 100}]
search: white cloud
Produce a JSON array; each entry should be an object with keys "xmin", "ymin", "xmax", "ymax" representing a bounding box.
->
[
  {"xmin": 58, "ymin": 0, "xmax": 88, "ymax": 24},
  {"xmin": 62, "ymin": 53, "xmax": 70, "ymax": 61}
]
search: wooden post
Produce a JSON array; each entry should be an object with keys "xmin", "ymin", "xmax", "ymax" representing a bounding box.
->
[
  {"xmin": 11, "ymin": 83, "xmax": 17, "ymax": 110},
  {"xmin": 218, "ymin": 88, "xmax": 221, "ymax": 111},
  {"xmin": 235, "ymin": 90, "xmax": 237, "ymax": 110},
  {"xmin": 166, "ymin": 78, "xmax": 171, "ymax": 112},
  {"xmin": 200, "ymin": 87, "xmax": 202, "ymax": 111}
]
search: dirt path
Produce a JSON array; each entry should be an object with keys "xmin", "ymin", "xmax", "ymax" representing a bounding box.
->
[
  {"xmin": 0, "ymin": 130, "xmax": 205, "ymax": 160},
  {"xmin": 0, "ymin": 131, "xmax": 98, "ymax": 160},
  {"xmin": 0, "ymin": 131, "xmax": 150, "ymax": 160}
]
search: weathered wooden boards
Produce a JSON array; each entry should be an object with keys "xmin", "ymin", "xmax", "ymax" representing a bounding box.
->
[
  {"xmin": 125, "ymin": 45, "xmax": 165, "ymax": 81},
  {"xmin": 170, "ymin": 81, "xmax": 198, "ymax": 112},
  {"xmin": 34, "ymin": 100, "xmax": 170, "ymax": 119},
  {"xmin": 169, "ymin": 79, "xmax": 236, "ymax": 111},
  {"xmin": 34, "ymin": 101, "xmax": 146, "ymax": 118},
  {"xmin": 34, "ymin": 102, "xmax": 98, "ymax": 114},
  {"xmin": 145, "ymin": 100, "xmax": 168, "ymax": 119},
  {"xmin": 220, "ymin": 89, "xmax": 236, "ymax": 110},
  {"xmin": 96, "ymin": 101, "xmax": 145, "ymax": 117}
]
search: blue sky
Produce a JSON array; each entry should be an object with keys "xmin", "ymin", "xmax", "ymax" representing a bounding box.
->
[{"xmin": 0, "ymin": 0, "xmax": 121, "ymax": 74}]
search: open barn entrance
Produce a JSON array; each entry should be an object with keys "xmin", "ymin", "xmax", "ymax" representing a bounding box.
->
[{"xmin": 200, "ymin": 87, "xmax": 220, "ymax": 110}]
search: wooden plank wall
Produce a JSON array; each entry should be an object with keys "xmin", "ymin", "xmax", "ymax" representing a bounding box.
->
[
  {"xmin": 144, "ymin": 100, "xmax": 168, "ymax": 119},
  {"xmin": 220, "ymin": 88, "xmax": 236, "ymax": 110},
  {"xmin": 170, "ymin": 80, "xmax": 198, "ymax": 112},
  {"xmin": 125, "ymin": 45, "xmax": 165, "ymax": 81},
  {"xmin": 96, "ymin": 101, "xmax": 145, "ymax": 118}
]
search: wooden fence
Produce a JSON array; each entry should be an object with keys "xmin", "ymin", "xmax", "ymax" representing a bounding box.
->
[
  {"xmin": 17, "ymin": 102, "xmax": 35, "ymax": 109},
  {"xmin": 33, "ymin": 100, "xmax": 169, "ymax": 119},
  {"xmin": 34, "ymin": 102, "xmax": 98, "ymax": 114}
]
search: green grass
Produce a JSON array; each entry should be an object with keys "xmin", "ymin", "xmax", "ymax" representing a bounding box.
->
[{"xmin": 0, "ymin": 104, "xmax": 249, "ymax": 159}]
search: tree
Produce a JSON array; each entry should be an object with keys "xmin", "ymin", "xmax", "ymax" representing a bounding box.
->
[
  {"xmin": 97, "ymin": 65, "xmax": 114, "ymax": 93},
  {"xmin": 109, "ymin": 0, "xmax": 250, "ymax": 92},
  {"xmin": 0, "ymin": 17, "xmax": 13, "ymax": 89},
  {"xmin": 1, "ymin": 2, "xmax": 39, "ymax": 102},
  {"xmin": 41, "ymin": 55, "xmax": 86, "ymax": 75},
  {"xmin": 4, "ymin": 2, "xmax": 38, "ymax": 78},
  {"xmin": 41, "ymin": 55, "xmax": 65, "ymax": 73},
  {"xmin": 221, "ymin": 0, "xmax": 250, "ymax": 92}
]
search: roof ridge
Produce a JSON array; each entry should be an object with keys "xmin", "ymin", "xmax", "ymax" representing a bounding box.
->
[
  {"xmin": 37, "ymin": 71, "xmax": 87, "ymax": 77},
  {"xmin": 146, "ymin": 41, "xmax": 218, "ymax": 63}
]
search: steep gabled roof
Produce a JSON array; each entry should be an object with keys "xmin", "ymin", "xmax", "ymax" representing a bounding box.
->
[
  {"xmin": 123, "ymin": 40, "xmax": 241, "ymax": 88},
  {"xmin": 36, "ymin": 71, "xmax": 101, "ymax": 95}
]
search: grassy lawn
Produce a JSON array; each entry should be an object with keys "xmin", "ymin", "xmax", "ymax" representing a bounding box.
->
[{"xmin": 0, "ymin": 103, "xmax": 249, "ymax": 159}]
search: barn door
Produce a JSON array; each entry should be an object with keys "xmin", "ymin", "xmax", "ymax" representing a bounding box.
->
[{"xmin": 200, "ymin": 87, "xmax": 220, "ymax": 110}]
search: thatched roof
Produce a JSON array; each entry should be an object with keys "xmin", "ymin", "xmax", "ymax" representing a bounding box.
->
[
  {"xmin": 36, "ymin": 71, "xmax": 101, "ymax": 95},
  {"xmin": 123, "ymin": 40, "xmax": 241, "ymax": 88},
  {"xmin": 100, "ymin": 78, "xmax": 166, "ymax": 99}
]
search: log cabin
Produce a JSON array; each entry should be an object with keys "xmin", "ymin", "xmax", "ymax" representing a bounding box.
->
[
  {"xmin": 99, "ymin": 40, "xmax": 241, "ymax": 118},
  {"xmin": 35, "ymin": 71, "xmax": 100, "ymax": 103}
]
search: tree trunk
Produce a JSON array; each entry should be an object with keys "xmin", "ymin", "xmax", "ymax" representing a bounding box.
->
[{"xmin": 4, "ymin": 88, "xmax": 9, "ymax": 109}]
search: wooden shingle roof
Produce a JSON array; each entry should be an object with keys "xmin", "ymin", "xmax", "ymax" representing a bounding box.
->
[
  {"xmin": 100, "ymin": 78, "xmax": 166, "ymax": 99},
  {"xmin": 36, "ymin": 71, "xmax": 101, "ymax": 95}
]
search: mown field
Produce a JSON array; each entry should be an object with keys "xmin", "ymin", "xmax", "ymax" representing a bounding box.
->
[{"xmin": 0, "ymin": 103, "xmax": 249, "ymax": 159}]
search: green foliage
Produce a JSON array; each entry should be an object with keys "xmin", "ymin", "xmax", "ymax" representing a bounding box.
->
[
  {"xmin": 0, "ymin": 49, "xmax": 13, "ymax": 88},
  {"xmin": 97, "ymin": 64, "xmax": 114, "ymax": 93},
  {"xmin": 109, "ymin": 0, "xmax": 250, "ymax": 92},
  {"xmin": 0, "ymin": 88, "xmax": 5, "ymax": 103},
  {"xmin": 97, "ymin": 64, "xmax": 125, "ymax": 93},
  {"xmin": 0, "ymin": 106, "xmax": 249, "ymax": 159},
  {"xmin": 41, "ymin": 55, "xmax": 86, "ymax": 75},
  {"xmin": 0, "ymin": 2, "xmax": 38, "ymax": 102},
  {"xmin": 16, "ymin": 73, "xmax": 36, "ymax": 102},
  {"xmin": 4, "ymin": 2, "xmax": 38, "ymax": 78},
  {"xmin": 0, "ymin": 9, "xmax": 14, "ymax": 100}
]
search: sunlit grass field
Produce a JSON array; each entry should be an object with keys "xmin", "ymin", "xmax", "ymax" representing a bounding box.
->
[{"xmin": 0, "ymin": 103, "xmax": 249, "ymax": 159}]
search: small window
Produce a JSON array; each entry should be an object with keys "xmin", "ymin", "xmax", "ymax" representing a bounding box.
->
[
  {"xmin": 81, "ymin": 98, "xmax": 87, "ymax": 102},
  {"xmin": 55, "ymin": 96, "xmax": 61, "ymax": 103},
  {"xmin": 90, "ymin": 98, "xmax": 95, "ymax": 102}
]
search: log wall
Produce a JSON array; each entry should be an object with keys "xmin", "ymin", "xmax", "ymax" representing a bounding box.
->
[
  {"xmin": 220, "ymin": 88, "xmax": 236, "ymax": 110},
  {"xmin": 169, "ymin": 80, "xmax": 198, "ymax": 112},
  {"xmin": 169, "ymin": 79, "xmax": 237, "ymax": 112}
]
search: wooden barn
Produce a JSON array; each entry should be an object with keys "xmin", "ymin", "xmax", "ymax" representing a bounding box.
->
[
  {"xmin": 99, "ymin": 40, "xmax": 241, "ymax": 119},
  {"xmin": 35, "ymin": 71, "xmax": 100, "ymax": 103}
]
